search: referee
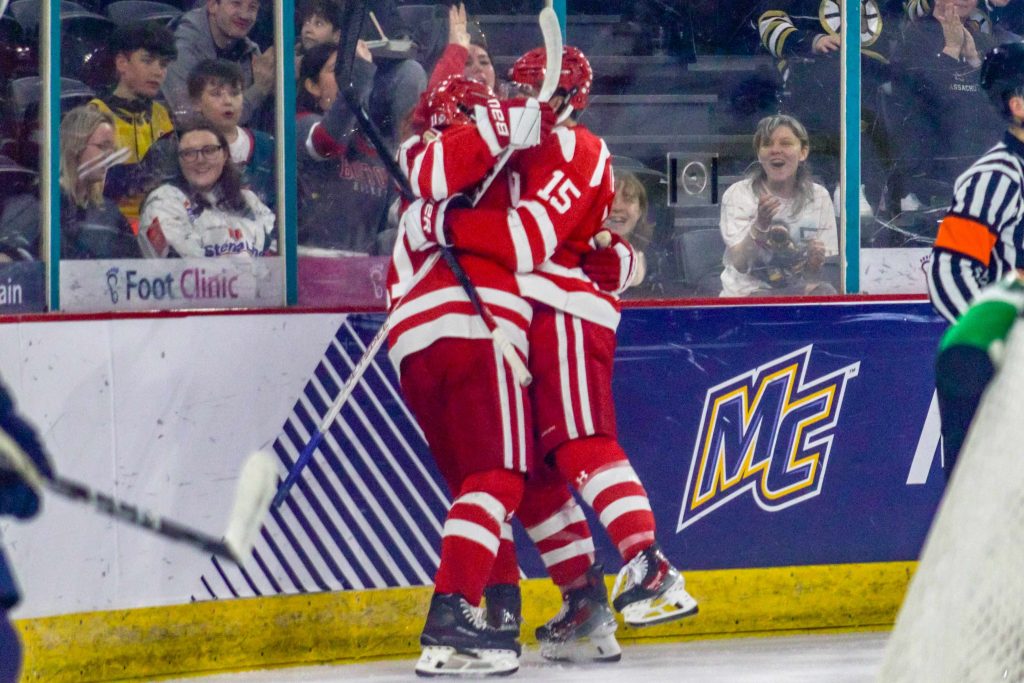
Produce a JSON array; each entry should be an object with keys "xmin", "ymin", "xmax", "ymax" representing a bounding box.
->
[{"xmin": 927, "ymin": 42, "xmax": 1024, "ymax": 324}]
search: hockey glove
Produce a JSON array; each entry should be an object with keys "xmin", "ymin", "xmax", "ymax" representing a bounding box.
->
[
  {"xmin": 475, "ymin": 98, "xmax": 553, "ymax": 156},
  {"xmin": 0, "ymin": 390, "xmax": 52, "ymax": 520},
  {"xmin": 400, "ymin": 195, "xmax": 470, "ymax": 252},
  {"xmin": 0, "ymin": 470, "xmax": 39, "ymax": 519},
  {"xmin": 581, "ymin": 231, "xmax": 639, "ymax": 295}
]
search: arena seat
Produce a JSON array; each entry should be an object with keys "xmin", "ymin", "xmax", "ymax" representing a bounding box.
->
[
  {"xmin": 673, "ymin": 227, "xmax": 725, "ymax": 297},
  {"xmin": 104, "ymin": 0, "xmax": 182, "ymax": 26}
]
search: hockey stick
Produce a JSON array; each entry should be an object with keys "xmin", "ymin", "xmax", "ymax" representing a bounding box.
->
[
  {"xmin": 0, "ymin": 429, "xmax": 277, "ymax": 563},
  {"xmin": 470, "ymin": 0, "xmax": 562, "ymax": 206},
  {"xmin": 271, "ymin": 2, "xmax": 555, "ymax": 508},
  {"xmin": 270, "ymin": 250, "xmax": 441, "ymax": 509}
]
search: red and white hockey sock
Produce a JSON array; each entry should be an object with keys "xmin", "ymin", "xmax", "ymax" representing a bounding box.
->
[
  {"xmin": 517, "ymin": 480, "xmax": 595, "ymax": 591},
  {"xmin": 433, "ymin": 469, "xmax": 524, "ymax": 605},
  {"xmin": 554, "ymin": 436, "xmax": 656, "ymax": 563}
]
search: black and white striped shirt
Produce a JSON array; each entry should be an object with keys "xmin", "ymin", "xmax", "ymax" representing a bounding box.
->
[{"xmin": 927, "ymin": 132, "xmax": 1024, "ymax": 323}]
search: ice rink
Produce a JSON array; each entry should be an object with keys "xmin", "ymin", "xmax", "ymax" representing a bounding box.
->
[{"xmin": 161, "ymin": 631, "xmax": 888, "ymax": 682}]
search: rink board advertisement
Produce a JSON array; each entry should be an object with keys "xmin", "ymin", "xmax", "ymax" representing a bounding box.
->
[
  {"xmin": 607, "ymin": 301, "xmax": 947, "ymax": 574},
  {"xmin": 0, "ymin": 299, "xmax": 946, "ymax": 619}
]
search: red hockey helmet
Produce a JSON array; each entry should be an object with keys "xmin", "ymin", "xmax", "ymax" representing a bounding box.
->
[
  {"xmin": 423, "ymin": 74, "xmax": 497, "ymax": 129},
  {"xmin": 509, "ymin": 45, "xmax": 593, "ymax": 112}
]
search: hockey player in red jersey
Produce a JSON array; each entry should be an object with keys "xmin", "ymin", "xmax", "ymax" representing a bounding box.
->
[
  {"xmin": 400, "ymin": 47, "xmax": 699, "ymax": 663},
  {"xmin": 388, "ymin": 74, "xmax": 551, "ymax": 677}
]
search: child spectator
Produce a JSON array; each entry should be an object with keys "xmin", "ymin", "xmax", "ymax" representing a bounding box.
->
[
  {"xmin": 139, "ymin": 119, "xmax": 275, "ymax": 258},
  {"xmin": 141, "ymin": 60, "xmax": 275, "ymax": 210},
  {"xmin": 297, "ymin": 0, "xmax": 341, "ymax": 70},
  {"xmin": 163, "ymin": 0, "xmax": 275, "ymax": 127},
  {"xmin": 90, "ymin": 22, "xmax": 177, "ymax": 227}
]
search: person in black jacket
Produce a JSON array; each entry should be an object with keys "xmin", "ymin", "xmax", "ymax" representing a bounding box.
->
[
  {"xmin": 58, "ymin": 106, "xmax": 142, "ymax": 259},
  {"xmin": 890, "ymin": 0, "xmax": 1003, "ymax": 205}
]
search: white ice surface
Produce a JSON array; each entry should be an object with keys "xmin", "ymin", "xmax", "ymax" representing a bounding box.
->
[{"xmin": 160, "ymin": 631, "xmax": 887, "ymax": 683}]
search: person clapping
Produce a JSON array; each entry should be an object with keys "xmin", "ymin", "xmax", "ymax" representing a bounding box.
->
[{"xmin": 719, "ymin": 114, "xmax": 838, "ymax": 297}]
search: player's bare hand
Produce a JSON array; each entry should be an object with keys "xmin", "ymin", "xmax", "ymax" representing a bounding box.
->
[
  {"xmin": 448, "ymin": 4, "xmax": 470, "ymax": 48},
  {"xmin": 812, "ymin": 33, "xmax": 840, "ymax": 54},
  {"xmin": 356, "ymin": 39, "xmax": 373, "ymax": 63},
  {"xmin": 252, "ymin": 46, "xmax": 276, "ymax": 95}
]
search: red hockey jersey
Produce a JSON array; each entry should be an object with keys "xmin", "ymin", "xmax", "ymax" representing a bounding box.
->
[
  {"xmin": 444, "ymin": 125, "xmax": 620, "ymax": 330},
  {"xmin": 386, "ymin": 122, "xmax": 619, "ymax": 373},
  {"xmin": 387, "ymin": 126, "xmax": 530, "ymax": 370}
]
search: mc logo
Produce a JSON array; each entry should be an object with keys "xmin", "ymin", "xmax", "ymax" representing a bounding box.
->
[{"xmin": 676, "ymin": 345, "xmax": 860, "ymax": 531}]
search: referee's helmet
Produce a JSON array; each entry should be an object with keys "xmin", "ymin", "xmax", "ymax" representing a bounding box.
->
[{"xmin": 981, "ymin": 42, "xmax": 1024, "ymax": 119}]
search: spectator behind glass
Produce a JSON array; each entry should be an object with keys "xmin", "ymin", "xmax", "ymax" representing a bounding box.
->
[
  {"xmin": 163, "ymin": 0, "xmax": 275, "ymax": 127},
  {"xmin": 409, "ymin": 4, "xmax": 496, "ymax": 135},
  {"xmin": 359, "ymin": 0, "xmax": 427, "ymax": 144},
  {"xmin": 92, "ymin": 22, "xmax": 177, "ymax": 228},
  {"xmin": 295, "ymin": 43, "xmax": 397, "ymax": 254},
  {"xmin": 140, "ymin": 60, "xmax": 275, "ymax": 211},
  {"xmin": 59, "ymin": 106, "xmax": 142, "ymax": 259},
  {"xmin": 296, "ymin": 0, "xmax": 341, "ymax": 77},
  {"xmin": 719, "ymin": 114, "xmax": 838, "ymax": 297},
  {"xmin": 891, "ymin": 0, "xmax": 1003, "ymax": 207},
  {"xmin": 602, "ymin": 172, "xmax": 653, "ymax": 292},
  {"xmin": 0, "ymin": 158, "xmax": 41, "ymax": 262},
  {"xmin": 139, "ymin": 119, "xmax": 275, "ymax": 258},
  {"xmin": 425, "ymin": 4, "xmax": 494, "ymax": 92}
]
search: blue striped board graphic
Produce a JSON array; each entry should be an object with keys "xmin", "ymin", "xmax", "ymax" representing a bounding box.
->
[{"xmin": 199, "ymin": 315, "xmax": 453, "ymax": 599}]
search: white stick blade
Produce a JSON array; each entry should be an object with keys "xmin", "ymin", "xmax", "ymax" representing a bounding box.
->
[
  {"xmin": 223, "ymin": 450, "xmax": 277, "ymax": 563},
  {"xmin": 538, "ymin": 6, "xmax": 563, "ymax": 102}
]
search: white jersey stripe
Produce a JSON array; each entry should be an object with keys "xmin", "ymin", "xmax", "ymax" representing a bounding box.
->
[
  {"xmin": 520, "ymin": 200, "xmax": 558, "ymax": 261},
  {"xmin": 573, "ymin": 315, "xmax": 595, "ymax": 435},
  {"xmin": 493, "ymin": 342, "xmax": 515, "ymax": 470},
  {"xmin": 388, "ymin": 312, "xmax": 529, "ymax": 369},
  {"xmin": 555, "ymin": 311, "xmax": 579, "ymax": 440},
  {"xmin": 508, "ymin": 210, "xmax": 535, "ymax": 273},
  {"xmin": 513, "ymin": 363, "xmax": 527, "ymax": 471},
  {"xmin": 430, "ymin": 142, "xmax": 449, "ymax": 201},
  {"xmin": 986, "ymin": 174, "xmax": 1010, "ymax": 228},
  {"xmin": 589, "ymin": 140, "xmax": 610, "ymax": 188}
]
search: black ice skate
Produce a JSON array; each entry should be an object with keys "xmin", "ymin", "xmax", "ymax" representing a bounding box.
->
[
  {"xmin": 483, "ymin": 583, "xmax": 522, "ymax": 639},
  {"xmin": 611, "ymin": 544, "xmax": 699, "ymax": 627},
  {"xmin": 535, "ymin": 564, "xmax": 621, "ymax": 662},
  {"xmin": 416, "ymin": 593, "xmax": 520, "ymax": 677}
]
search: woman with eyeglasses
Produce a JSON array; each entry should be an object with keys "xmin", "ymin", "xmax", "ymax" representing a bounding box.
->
[
  {"xmin": 59, "ymin": 105, "xmax": 142, "ymax": 259},
  {"xmin": 139, "ymin": 119, "xmax": 275, "ymax": 258}
]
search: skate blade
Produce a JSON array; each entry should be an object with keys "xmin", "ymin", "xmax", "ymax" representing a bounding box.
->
[
  {"xmin": 540, "ymin": 631, "xmax": 622, "ymax": 663},
  {"xmin": 621, "ymin": 585, "xmax": 699, "ymax": 628},
  {"xmin": 415, "ymin": 645, "xmax": 519, "ymax": 677}
]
